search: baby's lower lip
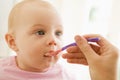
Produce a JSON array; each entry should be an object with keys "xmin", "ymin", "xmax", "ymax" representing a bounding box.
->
[
  {"xmin": 44, "ymin": 53, "xmax": 52, "ymax": 57},
  {"xmin": 43, "ymin": 53, "xmax": 51, "ymax": 57},
  {"xmin": 44, "ymin": 52, "xmax": 53, "ymax": 57},
  {"xmin": 44, "ymin": 50, "xmax": 61, "ymax": 56}
]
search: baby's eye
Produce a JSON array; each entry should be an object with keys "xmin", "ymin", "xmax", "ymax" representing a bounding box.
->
[
  {"xmin": 55, "ymin": 31, "xmax": 63, "ymax": 36},
  {"xmin": 36, "ymin": 30, "xmax": 45, "ymax": 35}
]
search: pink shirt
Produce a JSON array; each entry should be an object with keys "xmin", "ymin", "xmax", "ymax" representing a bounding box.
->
[{"xmin": 0, "ymin": 56, "xmax": 75, "ymax": 80}]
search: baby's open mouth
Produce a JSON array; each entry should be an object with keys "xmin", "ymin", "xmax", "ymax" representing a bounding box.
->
[
  {"xmin": 44, "ymin": 51, "xmax": 54, "ymax": 57},
  {"xmin": 44, "ymin": 50, "xmax": 61, "ymax": 57},
  {"xmin": 44, "ymin": 53, "xmax": 51, "ymax": 57}
]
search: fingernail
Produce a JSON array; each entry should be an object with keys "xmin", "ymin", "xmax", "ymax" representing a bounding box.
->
[
  {"xmin": 62, "ymin": 54, "xmax": 66, "ymax": 58},
  {"xmin": 75, "ymin": 35, "xmax": 81, "ymax": 41}
]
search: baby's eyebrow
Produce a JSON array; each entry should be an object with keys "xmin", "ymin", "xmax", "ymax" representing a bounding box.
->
[
  {"xmin": 32, "ymin": 24, "xmax": 63, "ymax": 28},
  {"xmin": 32, "ymin": 24, "xmax": 45, "ymax": 28},
  {"xmin": 31, "ymin": 24, "xmax": 63, "ymax": 31}
]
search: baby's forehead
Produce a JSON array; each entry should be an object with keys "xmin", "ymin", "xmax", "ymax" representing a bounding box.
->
[{"xmin": 8, "ymin": 0, "xmax": 56, "ymax": 33}]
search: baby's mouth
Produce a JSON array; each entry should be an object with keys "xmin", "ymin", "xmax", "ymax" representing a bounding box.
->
[
  {"xmin": 44, "ymin": 50, "xmax": 55, "ymax": 57},
  {"xmin": 44, "ymin": 50, "xmax": 61, "ymax": 57}
]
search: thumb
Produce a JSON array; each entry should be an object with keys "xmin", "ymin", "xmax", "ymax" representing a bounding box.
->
[{"xmin": 75, "ymin": 35, "xmax": 98, "ymax": 60}]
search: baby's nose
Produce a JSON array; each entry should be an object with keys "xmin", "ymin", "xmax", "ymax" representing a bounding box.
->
[
  {"xmin": 48, "ymin": 40, "xmax": 57, "ymax": 46},
  {"xmin": 47, "ymin": 36, "xmax": 57, "ymax": 46}
]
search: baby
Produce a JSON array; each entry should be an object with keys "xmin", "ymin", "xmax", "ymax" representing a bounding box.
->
[{"xmin": 0, "ymin": 0, "xmax": 75, "ymax": 80}]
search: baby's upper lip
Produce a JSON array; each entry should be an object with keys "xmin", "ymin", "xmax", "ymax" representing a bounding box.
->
[
  {"xmin": 45, "ymin": 49, "xmax": 61, "ymax": 56},
  {"xmin": 44, "ymin": 50, "xmax": 56, "ymax": 57},
  {"xmin": 48, "ymin": 50, "xmax": 55, "ymax": 53}
]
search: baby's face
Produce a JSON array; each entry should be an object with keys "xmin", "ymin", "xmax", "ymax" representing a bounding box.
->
[{"xmin": 14, "ymin": 3, "xmax": 63, "ymax": 72}]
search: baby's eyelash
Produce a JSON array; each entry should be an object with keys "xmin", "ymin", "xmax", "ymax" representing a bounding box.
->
[
  {"xmin": 55, "ymin": 31, "xmax": 63, "ymax": 36},
  {"xmin": 36, "ymin": 30, "xmax": 45, "ymax": 35},
  {"xmin": 34, "ymin": 30, "xmax": 63, "ymax": 37}
]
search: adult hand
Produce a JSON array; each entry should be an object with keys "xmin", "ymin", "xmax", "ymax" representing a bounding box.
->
[{"xmin": 62, "ymin": 34, "xmax": 119, "ymax": 80}]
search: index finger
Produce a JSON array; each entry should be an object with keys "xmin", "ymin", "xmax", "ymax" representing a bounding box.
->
[{"xmin": 83, "ymin": 34, "xmax": 114, "ymax": 47}]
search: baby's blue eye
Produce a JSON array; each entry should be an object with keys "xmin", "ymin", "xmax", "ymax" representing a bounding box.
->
[
  {"xmin": 55, "ymin": 31, "xmax": 62, "ymax": 36},
  {"xmin": 36, "ymin": 30, "xmax": 45, "ymax": 35}
]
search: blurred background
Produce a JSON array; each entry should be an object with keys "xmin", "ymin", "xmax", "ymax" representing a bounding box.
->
[{"xmin": 0, "ymin": 0, "xmax": 120, "ymax": 80}]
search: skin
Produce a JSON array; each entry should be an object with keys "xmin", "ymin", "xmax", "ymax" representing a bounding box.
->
[
  {"xmin": 5, "ymin": 0, "xmax": 63, "ymax": 72},
  {"xmin": 62, "ymin": 34, "xmax": 119, "ymax": 80}
]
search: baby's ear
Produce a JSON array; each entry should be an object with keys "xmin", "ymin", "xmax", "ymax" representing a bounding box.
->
[{"xmin": 5, "ymin": 33, "xmax": 19, "ymax": 52}]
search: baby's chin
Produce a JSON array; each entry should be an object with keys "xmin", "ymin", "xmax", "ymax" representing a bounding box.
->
[
  {"xmin": 50, "ymin": 56, "xmax": 58, "ymax": 65},
  {"xmin": 44, "ymin": 57, "xmax": 57, "ymax": 65},
  {"xmin": 40, "ymin": 60, "xmax": 57, "ymax": 72}
]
